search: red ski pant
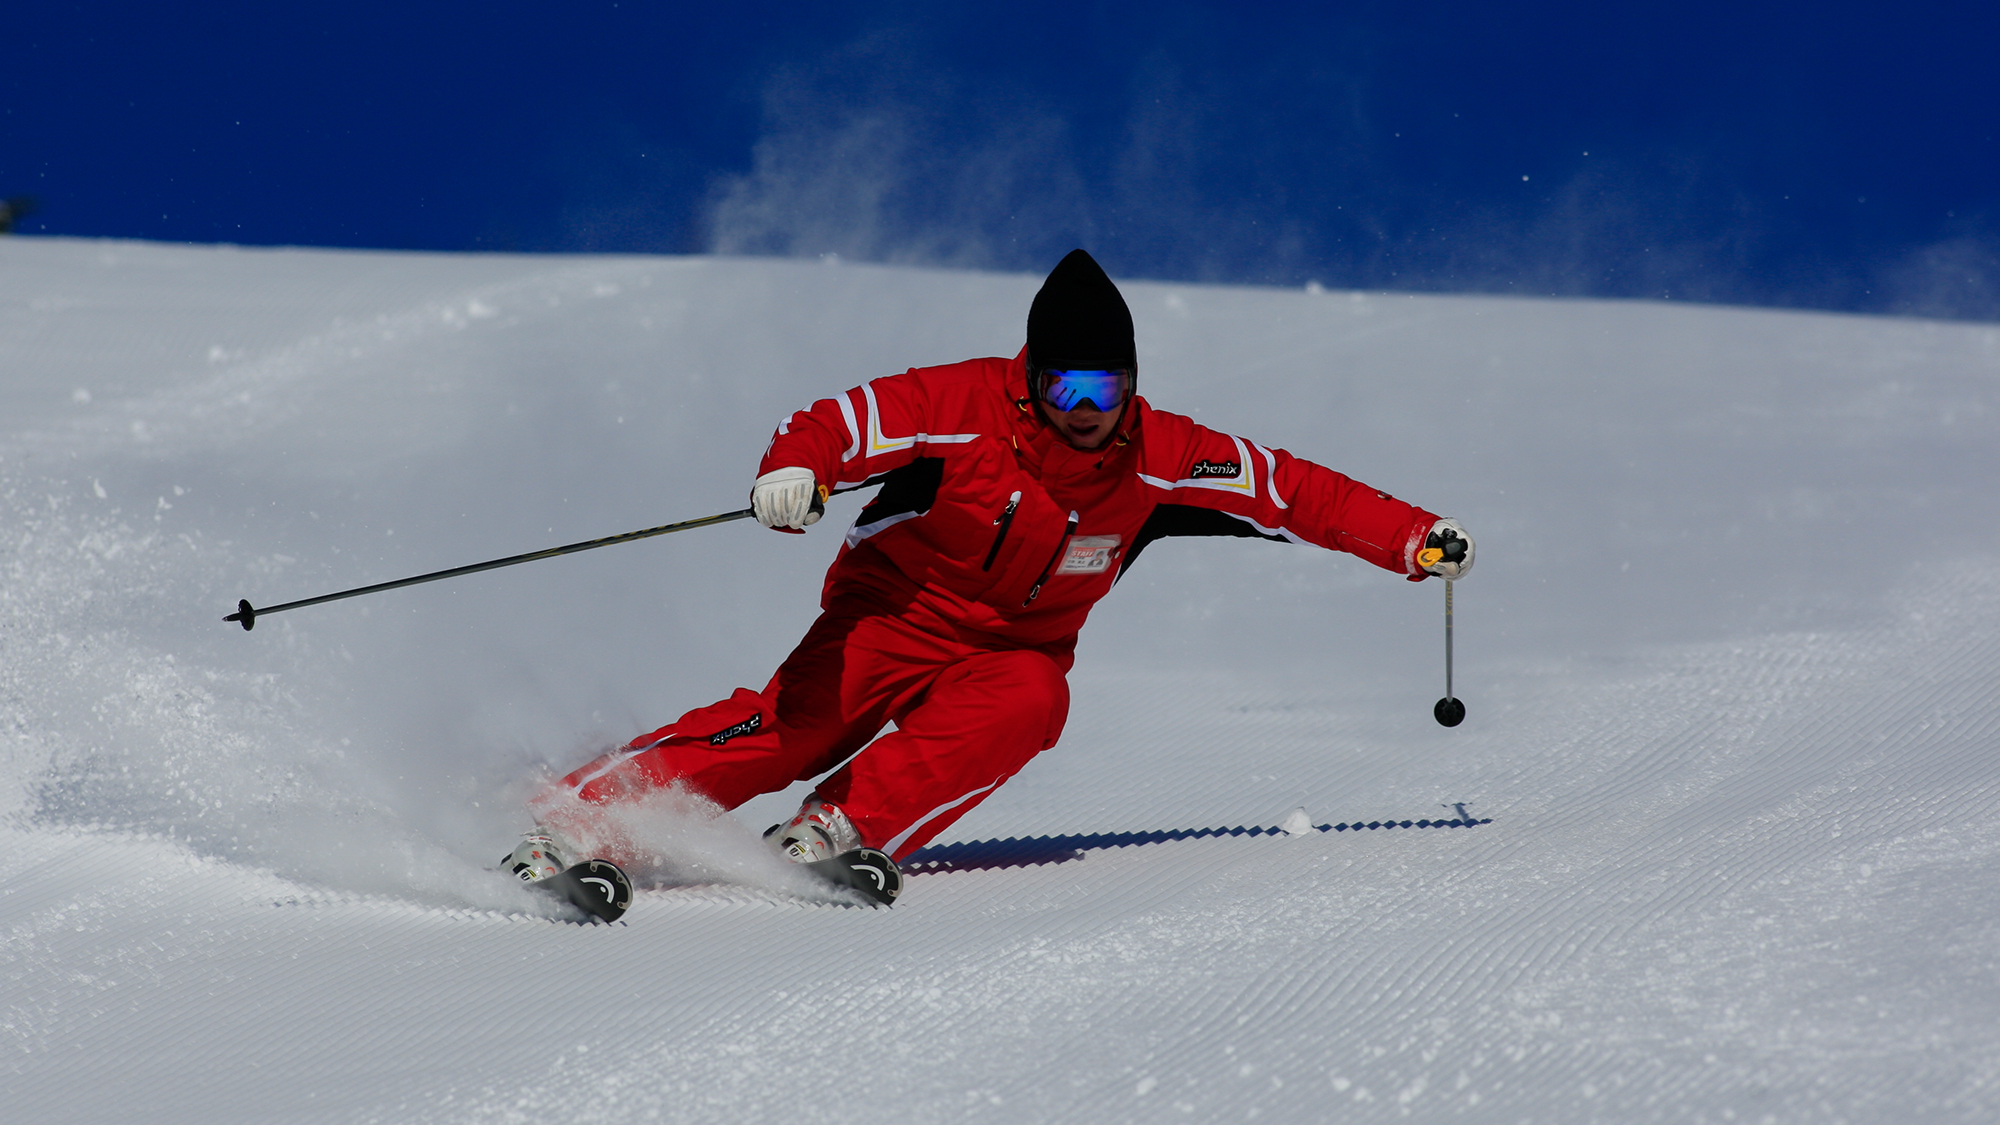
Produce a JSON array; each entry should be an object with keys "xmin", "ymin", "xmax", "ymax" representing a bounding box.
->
[{"xmin": 558, "ymin": 597, "xmax": 1072, "ymax": 860}]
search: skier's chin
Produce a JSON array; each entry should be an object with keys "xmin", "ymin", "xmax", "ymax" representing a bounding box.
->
[{"xmin": 1057, "ymin": 410, "xmax": 1121, "ymax": 450}]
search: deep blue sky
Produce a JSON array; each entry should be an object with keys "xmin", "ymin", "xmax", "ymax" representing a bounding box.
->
[{"xmin": 7, "ymin": 2, "xmax": 1997, "ymax": 318}]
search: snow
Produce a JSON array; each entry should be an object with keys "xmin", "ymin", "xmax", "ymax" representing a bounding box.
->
[{"xmin": 4, "ymin": 237, "xmax": 1999, "ymax": 1123}]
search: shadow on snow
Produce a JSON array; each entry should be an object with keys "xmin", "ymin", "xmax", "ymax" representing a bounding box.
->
[{"xmin": 903, "ymin": 813, "xmax": 1494, "ymax": 875}]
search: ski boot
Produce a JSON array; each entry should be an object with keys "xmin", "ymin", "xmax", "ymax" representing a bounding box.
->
[
  {"xmin": 502, "ymin": 828, "xmax": 572, "ymax": 884},
  {"xmin": 502, "ymin": 827, "xmax": 633, "ymax": 923},
  {"xmin": 771, "ymin": 798, "xmax": 863, "ymax": 863},
  {"xmin": 769, "ymin": 798, "xmax": 902, "ymax": 906}
]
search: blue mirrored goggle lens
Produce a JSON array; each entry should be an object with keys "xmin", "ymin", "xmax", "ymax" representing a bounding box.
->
[{"xmin": 1040, "ymin": 369, "xmax": 1131, "ymax": 412}]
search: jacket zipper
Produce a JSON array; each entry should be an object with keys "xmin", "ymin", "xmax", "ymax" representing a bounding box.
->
[
  {"xmin": 982, "ymin": 491, "xmax": 1022, "ymax": 572},
  {"xmin": 1024, "ymin": 512, "xmax": 1080, "ymax": 605}
]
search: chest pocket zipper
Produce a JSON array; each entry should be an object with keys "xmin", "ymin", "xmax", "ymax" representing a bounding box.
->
[
  {"xmin": 1024, "ymin": 512, "xmax": 1080, "ymax": 605},
  {"xmin": 982, "ymin": 492, "xmax": 1022, "ymax": 572}
]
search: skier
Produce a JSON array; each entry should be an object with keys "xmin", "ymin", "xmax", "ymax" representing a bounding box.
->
[{"xmin": 506, "ymin": 249, "xmax": 1473, "ymax": 893}]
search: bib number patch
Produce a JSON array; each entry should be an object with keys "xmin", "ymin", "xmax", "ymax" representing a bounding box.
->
[{"xmin": 1055, "ymin": 535, "xmax": 1121, "ymax": 575}]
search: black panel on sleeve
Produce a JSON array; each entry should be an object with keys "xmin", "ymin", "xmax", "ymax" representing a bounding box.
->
[
  {"xmin": 1117, "ymin": 502, "xmax": 1289, "ymax": 580},
  {"xmin": 853, "ymin": 458, "xmax": 945, "ymax": 529}
]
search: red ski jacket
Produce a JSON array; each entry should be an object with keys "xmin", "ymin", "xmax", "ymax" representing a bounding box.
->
[{"xmin": 759, "ymin": 351, "xmax": 1441, "ymax": 648}]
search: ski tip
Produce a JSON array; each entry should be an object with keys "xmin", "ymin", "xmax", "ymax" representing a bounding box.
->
[
  {"xmin": 806, "ymin": 848, "xmax": 902, "ymax": 906},
  {"xmin": 537, "ymin": 858, "xmax": 634, "ymax": 923}
]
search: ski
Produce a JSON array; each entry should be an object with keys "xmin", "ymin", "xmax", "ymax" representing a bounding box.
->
[
  {"xmin": 526, "ymin": 850, "xmax": 897, "ymax": 921},
  {"xmin": 532, "ymin": 858, "xmax": 634, "ymax": 923}
]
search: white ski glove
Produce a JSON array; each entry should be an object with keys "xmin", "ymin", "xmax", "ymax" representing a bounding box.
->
[
  {"xmin": 750, "ymin": 466, "xmax": 823, "ymax": 530},
  {"xmin": 1418, "ymin": 518, "xmax": 1475, "ymax": 579}
]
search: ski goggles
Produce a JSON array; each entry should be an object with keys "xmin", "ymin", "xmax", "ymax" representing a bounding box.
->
[{"xmin": 1037, "ymin": 367, "xmax": 1133, "ymax": 413}]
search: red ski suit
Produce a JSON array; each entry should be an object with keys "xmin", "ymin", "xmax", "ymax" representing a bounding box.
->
[{"xmin": 558, "ymin": 351, "xmax": 1441, "ymax": 859}]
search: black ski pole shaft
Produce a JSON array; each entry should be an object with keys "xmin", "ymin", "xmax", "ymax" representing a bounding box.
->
[
  {"xmin": 223, "ymin": 486, "xmax": 865, "ymax": 631},
  {"xmin": 224, "ymin": 507, "xmax": 751, "ymax": 630},
  {"xmin": 1433, "ymin": 579, "xmax": 1465, "ymax": 727}
]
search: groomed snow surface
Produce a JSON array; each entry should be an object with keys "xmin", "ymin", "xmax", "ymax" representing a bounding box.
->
[{"xmin": 3, "ymin": 239, "xmax": 1998, "ymax": 1124}]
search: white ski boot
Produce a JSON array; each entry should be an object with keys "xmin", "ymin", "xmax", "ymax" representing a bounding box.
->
[
  {"xmin": 768, "ymin": 797, "xmax": 903, "ymax": 905},
  {"xmin": 502, "ymin": 828, "xmax": 573, "ymax": 884},
  {"xmin": 771, "ymin": 797, "xmax": 863, "ymax": 864}
]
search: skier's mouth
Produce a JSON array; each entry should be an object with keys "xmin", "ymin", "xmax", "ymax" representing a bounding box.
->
[{"xmin": 1038, "ymin": 399, "xmax": 1123, "ymax": 450}]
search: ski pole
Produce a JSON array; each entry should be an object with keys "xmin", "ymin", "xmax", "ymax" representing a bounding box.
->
[
  {"xmin": 224, "ymin": 486, "xmax": 865, "ymax": 631},
  {"xmin": 1433, "ymin": 579, "xmax": 1465, "ymax": 727}
]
